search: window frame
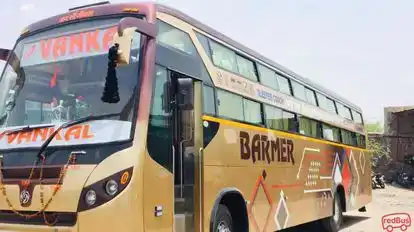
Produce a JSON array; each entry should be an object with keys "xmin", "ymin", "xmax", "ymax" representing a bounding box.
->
[
  {"xmin": 298, "ymin": 115, "xmax": 322, "ymax": 138},
  {"xmin": 326, "ymin": 97, "xmax": 338, "ymax": 114},
  {"xmin": 352, "ymin": 110, "xmax": 364, "ymax": 124},
  {"xmin": 242, "ymin": 97, "xmax": 263, "ymax": 125},
  {"xmin": 216, "ymin": 88, "xmax": 263, "ymax": 125},
  {"xmin": 202, "ymin": 84, "xmax": 216, "ymax": 115},
  {"xmin": 257, "ymin": 63, "xmax": 279, "ymax": 90},
  {"xmin": 304, "ymin": 87, "xmax": 317, "ymax": 105},
  {"xmin": 291, "ymin": 81, "xmax": 307, "ymax": 102},
  {"xmin": 276, "ymin": 72, "xmax": 292, "ymax": 95},
  {"xmin": 156, "ymin": 20, "xmax": 198, "ymax": 57},
  {"xmin": 263, "ymin": 104, "xmax": 298, "ymax": 133},
  {"xmin": 235, "ymin": 54, "xmax": 259, "ymax": 81}
]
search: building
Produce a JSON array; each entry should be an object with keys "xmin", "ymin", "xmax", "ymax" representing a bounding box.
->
[{"xmin": 383, "ymin": 107, "xmax": 414, "ymax": 163}]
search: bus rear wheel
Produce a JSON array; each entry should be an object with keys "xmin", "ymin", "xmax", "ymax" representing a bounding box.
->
[
  {"xmin": 214, "ymin": 204, "xmax": 233, "ymax": 232},
  {"xmin": 321, "ymin": 192, "xmax": 343, "ymax": 232}
]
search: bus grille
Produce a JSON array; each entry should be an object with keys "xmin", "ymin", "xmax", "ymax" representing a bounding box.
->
[{"xmin": 0, "ymin": 210, "xmax": 77, "ymax": 226}]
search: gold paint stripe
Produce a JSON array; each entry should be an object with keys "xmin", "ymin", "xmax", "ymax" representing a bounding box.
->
[{"xmin": 201, "ymin": 115, "xmax": 368, "ymax": 152}]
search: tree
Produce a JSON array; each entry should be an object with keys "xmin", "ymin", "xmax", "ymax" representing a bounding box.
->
[
  {"xmin": 365, "ymin": 121, "xmax": 391, "ymax": 170},
  {"xmin": 366, "ymin": 121, "xmax": 383, "ymax": 133}
]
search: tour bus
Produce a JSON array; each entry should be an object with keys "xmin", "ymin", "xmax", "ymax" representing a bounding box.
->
[{"xmin": 0, "ymin": 1, "xmax": 371, "ymax": 232}]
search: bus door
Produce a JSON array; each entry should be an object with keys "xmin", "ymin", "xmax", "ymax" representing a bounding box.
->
[{"xmin": 168, "ymin": 70, "xmax": 203, "ymax": 232}]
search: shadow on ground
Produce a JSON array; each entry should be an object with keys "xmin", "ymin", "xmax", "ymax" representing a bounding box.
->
[{"xmin": 279, "ymin": 215, "xmax": 371, "ymax": 232}]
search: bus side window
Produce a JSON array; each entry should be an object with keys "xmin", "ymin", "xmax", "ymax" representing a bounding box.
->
[
  {"xmin": 147, "ymin": 65, "xmax": 173, "ymax": 172},
  {"xmin": 283, "ymin": 110, "xmax": 298, "ymax": 133},
  {"xmin": 357, "ymin": 134, "xmax": 366, "ymax": 148},
  {"xmin": 202, "ymin": 85, "xmax": 216, "ymax": 115}
]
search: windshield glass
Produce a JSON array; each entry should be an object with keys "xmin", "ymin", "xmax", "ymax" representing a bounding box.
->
[{"xmin": 0, "ymin": 18, "xmax": 142, "ymax": 150}]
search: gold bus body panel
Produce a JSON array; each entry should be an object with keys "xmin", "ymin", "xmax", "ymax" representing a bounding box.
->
[
  {"xmin": 156, "ymin": 10, "xmax": 372, "ymax": 231},
  {"xmin": 201, "ymin": 115, "xmax": 372, "ymax": 231}
]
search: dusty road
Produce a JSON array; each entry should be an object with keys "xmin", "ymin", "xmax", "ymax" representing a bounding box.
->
[{"xmin": 284, "ymin": 185, "xmax": 414, "ymax": 232}]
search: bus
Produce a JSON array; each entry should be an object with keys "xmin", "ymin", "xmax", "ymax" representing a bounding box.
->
[{"xmin": 0, "ymin": 1, "xmax": 372, "ymax": 232}]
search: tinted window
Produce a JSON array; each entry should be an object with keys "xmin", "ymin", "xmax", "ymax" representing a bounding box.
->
[
  {"xmin": 157, "ymin": 21, "xmax": 197, "ymax": 56},
  {"xmin": 264, "ymin": 105, "xmax": 296, "ymax": 132},
  {"xmin": 283, "ymin": 111, "xmax": 297, "ymax": 132},
  {"xmin": 316, "ymin": 93, "xmax": 327, "ymax": 109},
  {"xmin": 337, "ymin": 103, "xmax": 352, "ymax": 120},
  {"xmin": 210, "ymin": 41, "xmax": 238, "ymax": 73},
  {"xmin": 322, "ymin": 124, "xmax": 341, "ymax": 142},
  {"xmin": 342, "ymin": 129, "xmax": 357, "ymax": 146},
  {"xmin": 258, "ymin": 64, "xmax": 279, "ymax": 89},
  {"xmin": 299, "ymin": 116, "xmax": 312, "ymax": 136},
  {"xmin": 236, "ymin": 55, "xmax": 257, "ymax": 81},
  {"xmin": 147, "ymin": 65, "xmax": 173, "ymax": 171},
  {"xmin": 264, "ymin": 105, "xmax": 283, "ymax": 130},
  {"xmin": 216, "ymin": 89, "xmax": 243, "ymax": 121},
  {"xmin": 305, "ymin": 88, "xmax": 317, "ymax": 105},
  {"xmin": 352, "ymin": 110, "xmax": 363, "ymax": 124},
  {"xmin": 291, "ymin": 81, "xmax": 307, "ymax": 101},
  {"xmin": 326, "ymin": 98, "xmax": 337, "ymax": 114},
  {"xmin": 203, "ymin": 85, "xmax": 216, "ymax": 115},
  {"xmin": 195, "ymin": 32, "xmax": 211, "ymax": 57},
  {"xmin": 243, "ymin": 98, "xmax": 262, "ymax": 124},
  {"xmin": 357, "ymin": 134, "xmax": 366, "ymax": 148},
  {"xmin": 344, "ymin": 106, "xmax": 353, "ymax": 120},
  {"xmin": 277, "ymin": 74, "xmax": 291, "ymax": 95},
  {"xmin": 299, "ymin": 116, "xmax": 321, "ymax": 138}
]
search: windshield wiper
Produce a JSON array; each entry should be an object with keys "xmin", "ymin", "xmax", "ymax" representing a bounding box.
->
[
  {"xmin": 36, "ymin": 113, "xmax": 121, "ymax": 161},
  {"xmin": 3, "ymin": 124, "xmax": 55, "ymax": 135}
]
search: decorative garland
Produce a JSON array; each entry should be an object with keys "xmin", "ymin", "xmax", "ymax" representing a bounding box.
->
[{"xmin": 0, "ymin": 153, "xmax": 76, "ymax": 226}]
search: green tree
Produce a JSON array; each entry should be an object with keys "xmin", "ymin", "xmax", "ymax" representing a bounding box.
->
[
  {"xmin": 365, "ymin": 121, "xmax": 391, "ymax": 169},
  {"xmin": 366, "ymin": 121, "xmax": 383, "ymax": 133},
  {"xmin": 367, "ymin": 138, "xmax": 389, "ymax": 157}
]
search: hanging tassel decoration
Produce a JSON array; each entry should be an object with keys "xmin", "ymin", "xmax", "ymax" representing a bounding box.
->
[{"xmin": 101, "ymin": 43, "xmax": 120, "ymax": 104}]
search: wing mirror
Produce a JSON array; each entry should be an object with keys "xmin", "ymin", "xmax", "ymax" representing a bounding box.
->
[
  {"xmin": 112, "ymin": 17, "xmax": 157, "ymax": 65},
  {"xmin": 101, "ymin": 17, "xmax": 157, "ymax": 104}
]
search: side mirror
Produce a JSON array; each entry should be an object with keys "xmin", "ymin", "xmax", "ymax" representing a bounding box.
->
[
  {"xmin": 102, "ymin": 17, "xmax": 157, "ymax": 104},
  {"xmin": 112, "ymin": 17, "xmax": 157, "ymax": 66},
  {"xmin": 177, "ymin": 78, "xmax": 194, "ymax": 110}
]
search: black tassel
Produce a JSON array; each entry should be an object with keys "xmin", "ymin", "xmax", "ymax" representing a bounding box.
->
[{"xmin": 101, "ymin": 44, "xmax": 120, "ymax": 104}]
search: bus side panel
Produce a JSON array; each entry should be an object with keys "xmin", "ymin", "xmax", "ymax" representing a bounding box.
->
[
  {"xmin": 142, "ymin": 150, "xmax": 174, "ymax": 232},
  {"xmin": 343, "ymin": 148, "xmax": 372, "ymax": 212},
  {"xmin": 201, "ymin": 116, "xmax": 371, "ymax": 231}
]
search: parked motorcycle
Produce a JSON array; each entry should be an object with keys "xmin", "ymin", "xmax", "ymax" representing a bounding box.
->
[
  {"xmin": 397, "ymin": 171, "xmax": 411, "ymax": 188},
  {"xmin": 372, "ymin": 173, "xmax": 386, "ymax": 189}
]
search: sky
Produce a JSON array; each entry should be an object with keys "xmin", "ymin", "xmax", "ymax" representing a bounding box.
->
[{"xmin": 1, "ymin": 0, "xmax": 414, "ymax": 123}]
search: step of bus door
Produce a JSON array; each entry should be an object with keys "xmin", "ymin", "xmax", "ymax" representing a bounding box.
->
[{"xmin": 174, "ymin": 213, "xmax": 194, "ymax": 232}]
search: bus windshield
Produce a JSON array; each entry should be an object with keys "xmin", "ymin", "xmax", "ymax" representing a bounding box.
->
[{"xmin": 0, "ymin": 18, "xmax": 142, "ymax": 150}]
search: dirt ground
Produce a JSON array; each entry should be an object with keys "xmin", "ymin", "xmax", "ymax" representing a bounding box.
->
[{"xmin": 283, "ymin": 185, "xmax": 414, "ymax": 232}]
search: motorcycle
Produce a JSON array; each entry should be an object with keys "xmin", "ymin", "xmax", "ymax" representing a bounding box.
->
[
  {"xmin": 372, "ymin": 173, "xmax": 386, "ymax": 189},
  {"xmin": 397, "ymin": 172, "xmax": 411, "ymax": 188}
]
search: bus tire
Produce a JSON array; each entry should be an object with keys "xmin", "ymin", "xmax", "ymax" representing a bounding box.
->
[
  {"xmin": 213, "ymin": 204, "xmax": 233, "ymax": 232},
  {"xmin": 321, "ymin": 192, "xmax": 343, "ymax": 232}
]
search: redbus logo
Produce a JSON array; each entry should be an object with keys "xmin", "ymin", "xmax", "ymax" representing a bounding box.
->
[{"xmin": 382, "ymin": 213, "xmax": 411, "ymax": 232}]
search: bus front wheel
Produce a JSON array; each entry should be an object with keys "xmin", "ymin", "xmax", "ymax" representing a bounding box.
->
[
  {"xmin": 321, "ymin": 192, "xmax": 343, "ymax": 232},
  {"xmin": 214, "ymin": 204, "xmax": 233, "ymax": 232}
]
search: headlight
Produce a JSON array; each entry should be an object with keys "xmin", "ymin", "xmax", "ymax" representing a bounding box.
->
[
  {"xmin": 78, "ymin": 167, "xmax": 133, "ymax": 212},
  {"xmin": 85, "ymin": 189, "xmax": 97, "ymax": 206},
  {"xmin": 105, "ymin": 179, "xmax": 119, "ymax": 196}
]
